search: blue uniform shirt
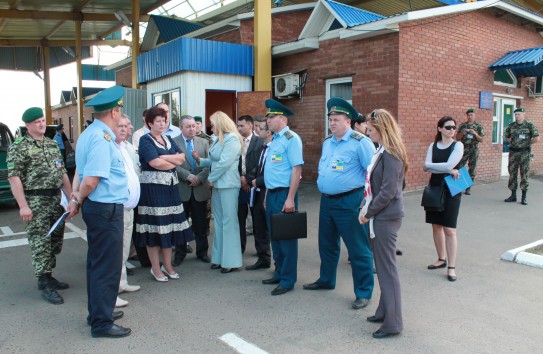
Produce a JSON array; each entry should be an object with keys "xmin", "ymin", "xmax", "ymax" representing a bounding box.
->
[
  {"xmin": 264, "ymin": 126, "xmax": 304, "ymax": 189},
  {"xmin": 76, "ymin": 118, "xmax": 129, "ymax": 204},
  {"xmin": 54, "ymin": 133, "xmax": 65, "ymax": 149},
  {"xmin": 317, "ymin": 129, "xmax": 375, "ymax": 195}
]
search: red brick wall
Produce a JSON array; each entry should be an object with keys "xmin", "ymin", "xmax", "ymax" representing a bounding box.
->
[
  {"xmin": 116, "ymin": 67, "xmax": 132, "ymax": 87},
  {"xmin": 52, "ymin": 104, "xmax": 95, "ymax": 145},
  {"xmin": 273, "ymin": 34, "xmax": 400, "ymax": 182},
  {"xmin": 398, "ymin": 9, "xmax": 543, "ymax": 189}
]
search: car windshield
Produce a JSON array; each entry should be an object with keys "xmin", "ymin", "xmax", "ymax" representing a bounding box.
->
[{"xmin": 0, "ymin": 125, "xmax": 14, "ymax": 147}]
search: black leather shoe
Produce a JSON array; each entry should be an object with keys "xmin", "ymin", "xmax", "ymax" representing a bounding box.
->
[
  {"xmin": 92, "ymin": 324, "xmax": 131, "ymax": 338},
  {"xmin": 271, "ymin": 285, "xmax": 291, "ymax": 296},
  {"xmin": 245, "ymin": 260, "xmax": 271, "ymax": 270},
  {"xmin": 172, "ymin": 256, "xmax": 185, "ymax": 267},
  {"xmin": 427, "ymin": 258, "xmax": 447, "ymax": 270},
  {"xmin": 303, "ymin": 282, "xmax": 334, "ymax": 290},
  {"xmin": 41, "ymin": 284, "xmax": 64, "ymax": 305},
  {"xmin": 88, "ymin": 311, "xmax": 124, "ymax": 325},
  {"xmin": 447, "ymin": 267, "xmax": 457, "ymax": 282},
  {"xmin": 367, "ymin": 316, "xmax": 384, "ymax": 323},
  {"xmin": 198, "ymin": 255, "xmax": 211, "ymax": 263},
  {"xmin": 372, "ymin": 329, "xmax": 399, "ymax": 339},
  {"xmin": 221, "ymin": 267, "xmax": 237, "ymax": 274},
  {"xmin": 352, "ymin": 298, "xmax": 370, "ymax": 309},
  {"xmin": 262, "ymin": 277, "xmax": 280, "ymax": 285},
  {"xmin": 211, "ymin": 263, "xmax": 221, "ymax": 269}
]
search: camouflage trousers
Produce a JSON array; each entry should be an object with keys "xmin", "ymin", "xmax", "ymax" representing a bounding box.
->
[
  {"xmin": 26, "ymin": 195, "xmax": 65, "ymax": 277},
  {"xmin": 507, "ymin": 151, "xmax": 531, "ymax": 191},
  {"xmin": 458, "ymin": 145, "xmax": 479, "ymax": 180}
]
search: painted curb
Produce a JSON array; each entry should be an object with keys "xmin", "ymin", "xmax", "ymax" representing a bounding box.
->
[{"xmin": 501, "ymin": 239, "xmax": 543, "ymax": 268}]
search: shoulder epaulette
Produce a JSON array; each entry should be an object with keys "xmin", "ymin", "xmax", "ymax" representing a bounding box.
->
[
  {"xmin": 350, "ymin": 132, "xmax": 363, "ymax": 141},
  {"xmin": 285, "ymin": 131, "xmax": 293, "ymax": 139},
  {"xmin": 323, "ymin": 134, "xmax": 333, "ymax": 142},
  {"xmin": 13, "ymin": 137, "xmax": 24, "ymax": 144}
]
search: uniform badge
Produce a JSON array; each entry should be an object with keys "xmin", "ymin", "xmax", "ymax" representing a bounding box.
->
[
  {"xmin": 332, "ymin": 161, "xmax": 344, "ymax": 171},
  {"xmin": 7, "ymin": 162, "xmax": 14, "ymax": 169},
  {"xmin": 519, "ymin": 134, "xmax": 526, "ymax": 140},
  {"xmin": 104, "ymin": 130, "xmax": 112, "ymax": 141},
  {"xmin": 272, "ymin": 154, "xmax": 283, "ymax": 162},
  {"xmin": 55, "ymin": 159, "xmax": 63, "ymax": 168}
]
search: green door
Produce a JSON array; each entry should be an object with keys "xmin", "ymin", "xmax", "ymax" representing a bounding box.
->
[{"xmin": 503, "ymin": 103, "xmax": 514, "ymax": 153}]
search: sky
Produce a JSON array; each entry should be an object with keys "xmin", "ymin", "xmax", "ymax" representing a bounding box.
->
[{"xmin": 0, "ymin": 0, "xmax": 238, "ymax": 134}]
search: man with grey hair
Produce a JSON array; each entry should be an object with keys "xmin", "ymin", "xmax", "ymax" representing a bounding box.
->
[{"xmin": 172, "ymin": 115, "xmax": 211, "ymax": 265}]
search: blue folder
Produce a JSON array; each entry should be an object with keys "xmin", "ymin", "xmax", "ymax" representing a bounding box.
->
[{"xmin": 445, "ymin": 166, "xmax": 474, "ymax": 196}]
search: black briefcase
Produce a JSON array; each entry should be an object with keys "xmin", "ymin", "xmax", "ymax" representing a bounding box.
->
[{"xmin": 271, "ymin": 211, "xmax": 307, "ymax": 240}]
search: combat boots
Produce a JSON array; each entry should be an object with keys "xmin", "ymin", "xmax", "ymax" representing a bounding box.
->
[
  {"xmin": 38, "ymin": 273, "xmax": 69, "ymax": 290},
  {"xmin": 38, "ymin": 275, "xmax": 64, "ymax": 305},
  {"xmin": 504, "ymin": 190, "xmax": 517, "ymax": 202},
  {"xmin": 521, "ymin": 191, "xmax": 528, "ymax": 205}
]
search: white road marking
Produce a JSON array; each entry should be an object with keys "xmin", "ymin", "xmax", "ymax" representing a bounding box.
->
[
  {"xmin": 219, "ymin": 333, "xmax": 269, "ymax": 354},
  {"xmin": 0, "ymin": 222, "xmax": 87, "ymax": 249}
]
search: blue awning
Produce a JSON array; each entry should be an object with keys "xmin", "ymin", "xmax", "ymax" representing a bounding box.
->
[{"xmin": 489, "ymin": 46, "xmax": 543, "ymax": 77}]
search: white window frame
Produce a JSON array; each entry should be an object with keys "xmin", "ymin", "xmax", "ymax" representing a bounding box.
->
[
  {"xmin": 325, "ymin": 77, "xmax": 352, "ymax": 135},
  {"xmin": 493, "ymin": 69, "xmax": 517, "ymax": 88}
]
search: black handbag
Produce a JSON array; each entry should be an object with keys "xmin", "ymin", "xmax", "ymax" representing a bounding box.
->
[{"xmin": 421, "ymin": 184, "xmax": 445, "ymax": 212}]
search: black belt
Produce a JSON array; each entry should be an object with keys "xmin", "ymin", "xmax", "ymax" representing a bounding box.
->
[
  {"xmin": 267, "ymin": 187, "xmax": 289, "ymax": 193},
  {"xmin": 509, "ymin": 147, "xmax": 530, "ymax": 152},
  {"xmin": 25, "ymin": 189, "xmax": 60, "ymax": 197},
  {"xmin": 323, "ymin": 187, "xmax": 363, "ymax": 199}
]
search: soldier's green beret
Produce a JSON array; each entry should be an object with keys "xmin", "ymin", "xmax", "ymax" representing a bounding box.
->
[
  {"xmin": 514, "ymin": 107, "xmax": 525, "ymax": 113},
  {"xmin": 85, "ymin": 86, "xmax": 125, "ymax": 112},
  {"xmin": 194, "ymin": 116, "xmax": 203, "ymax": 122},
  {"xmin": 327, "ymin": 97, "xmax": 358, "ymax": 120},
  {"xmin": 265, "ymin": 99, "xmax": 294, "ymax": 117},
  {"xmin": 466, "ymin": 108, "xmax": 475, "ymax": 114},
  {"xmin": 22, "ymin": 107, "xmax": 44, "ymax": 123}
]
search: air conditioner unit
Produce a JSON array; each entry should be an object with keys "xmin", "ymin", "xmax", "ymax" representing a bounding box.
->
[{"xmin": 274, "ymin": 74, "xmax": 300, "ymax": 97}]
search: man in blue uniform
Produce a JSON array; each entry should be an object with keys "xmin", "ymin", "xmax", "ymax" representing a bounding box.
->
[
  {"xmin": 261, "ymin": 99, "xmax": 304, "ymax": 296},
  {"xmin": 303, "ymin": 97, "xmax": 375, "ymax": 309},
  {"xmin": 74, "ymin": 86, "xmax": 131, "ymax": 338}
]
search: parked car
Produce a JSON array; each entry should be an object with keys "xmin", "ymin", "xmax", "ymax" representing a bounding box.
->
[{"xmin": 0, "ymin": 122, "xmax": 15, "ymax": 203}]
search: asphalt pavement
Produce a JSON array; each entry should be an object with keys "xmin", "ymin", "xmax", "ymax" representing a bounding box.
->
[{"xmin": 1, "ymin": 178, "xmax": 542, "ymax": 353}]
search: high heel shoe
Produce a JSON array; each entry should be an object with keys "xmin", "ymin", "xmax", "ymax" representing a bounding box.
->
[
  {"xmin": 428, "ymin": 258, "xmax": 447, "ymax": 270},
  {"xmin": 150, "ymin": 268, "xmax": 168, "ymax": 282},
  {"xmin": 161, "ymin": 265, "xmax": 180, "ymax": 279},
  {"xmin": 447, "ymin": 267, "xmax": 457, "ymax": 282}
]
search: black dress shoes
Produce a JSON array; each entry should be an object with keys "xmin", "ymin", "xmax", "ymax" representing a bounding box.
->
[
  {"xmin": 87, "ymin": 311, "xmax": 124, "ymax": 326},
  {"xmin": 92, "ymin": 324, "xmax": 131, "ymax": 338},
  {"xmin": 198, "ymin": 255, "xmax": 211, "ymax": 263},
  {"xmin": 262, "ymin": 277, "xmax": 280, "ymax": 285},
  {"xmin": 303, "ymin": 282, "xmax": 334, "ymax": 290},
  {"xmin": 271, "ymin": 285, "xmax": 291, "ymax": 296},
  {"xmin": 221, "ymin": 267, "xmax": 237, "ymax": 274},
  {"xmin": 245, "ymin": 259, "xmax": 271, "ymax": 270},
  {"xmin": 427, "ymin": 258, "xmax": 447, "ymax": 270},
  {"xmin": 211, "ymin": 264, "xmax": 221, "ymax": 269},
  {"xmin": 172, "ymin": 256, "xmax": 185, "ymax": 267},
  {"xmin": 372, "ymin": 329, "xmax": 399, "ymax": 339},
  {"xmin": 366, "ymin": 316, "xmax": 384, "ymax": 323}
]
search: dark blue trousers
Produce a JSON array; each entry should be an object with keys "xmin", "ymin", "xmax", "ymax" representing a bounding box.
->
[
  {"xmin": 317, "ymin": 190, "xmax": 374, "ymax": 300},
  {"xmin": 265, "ymin": 189, "xmax": 298, "ymax": 289},
  {"xmin": 82, "ymin": 200, "xmax": 123, "ymax": 334}
]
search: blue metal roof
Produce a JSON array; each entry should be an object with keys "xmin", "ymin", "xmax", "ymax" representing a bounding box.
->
[
  {"xmin": 150, "ymin": 15, "xmax": 204, "ymax": 43},
  {"xmin": 72, "ymin": 87, "xmax": 107, "ymax": 100},
  {"xmin": 489, "ymin": 46, "xmax": 543, "ymax": 77},
  {"xmin": 325, "ymin": 0, "xmax": 384, "ymax": 27},
  {"xmin": 137, "ymin": 37, "xmax": 253, "ymax": 83}
]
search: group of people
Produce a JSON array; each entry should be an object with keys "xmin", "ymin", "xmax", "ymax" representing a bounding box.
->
[{"xmin": 7, "ymin": 82, "xmax": 541, "ymax": 340}]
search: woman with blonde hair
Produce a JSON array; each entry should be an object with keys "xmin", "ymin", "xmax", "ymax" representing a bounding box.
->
[
  {"xmin": 359, "ymin": 109, "xmax": 408, "ymax": 339},
  {"xmin": 192, "ymin": 111, "xmax": 243, "ymax": 273}
]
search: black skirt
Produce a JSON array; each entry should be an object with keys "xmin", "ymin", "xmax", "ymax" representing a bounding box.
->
[{"xmin": 425, "ymin": 185, "xmax": 461, "ymax": 228}]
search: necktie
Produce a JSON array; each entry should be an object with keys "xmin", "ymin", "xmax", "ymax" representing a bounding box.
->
[
  {"xmin": 186, "ymin": 139, "xmax": 195, "ymax": 173},
  {"xmin": 257, "ymin": 144, "xmax": 268, "ymax": 177}
]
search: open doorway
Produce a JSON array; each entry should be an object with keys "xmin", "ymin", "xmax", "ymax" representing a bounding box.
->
[{"xmin": 205, "ymin": 90, "xmax": 236, "ymax": 134}]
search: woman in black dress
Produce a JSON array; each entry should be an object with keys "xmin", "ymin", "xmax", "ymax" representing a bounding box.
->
[
  {"xmin": 423, "ymin": 116, "xmax": 464, "ymax": 282},
  {"xmin": 136, "ymin": 106, "xmax": 194, "ymax": 282}
]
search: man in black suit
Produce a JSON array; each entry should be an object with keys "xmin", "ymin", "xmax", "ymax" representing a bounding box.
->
[
  {"xmin": 237, "ymin": 115, "xmax": 264, "ymax": 255},
  {"xmin": 247, "ymin": 115, "xmax": 273, "ymax": 270}
]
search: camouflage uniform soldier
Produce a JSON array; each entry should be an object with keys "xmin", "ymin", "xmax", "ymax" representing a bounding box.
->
[
  {"xmin": 7, "ymin": 107, "xmax": 78, "ymax": 304},
  {"xmin": 504, "ymin": 107, "xmax": 540, "ymax": 205},
  {"xmin": 457, "ymin": 108, "xmax": 484, "ymax": 195}
]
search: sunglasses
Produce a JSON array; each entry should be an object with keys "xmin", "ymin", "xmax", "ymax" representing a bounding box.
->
[
  {"xmin": 370, "ymin": 110, "xmax": 378, "ymax": 120},
  {"xmin": 443, "ymin": 126, "xmax": 456, "ymax": 130}
]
